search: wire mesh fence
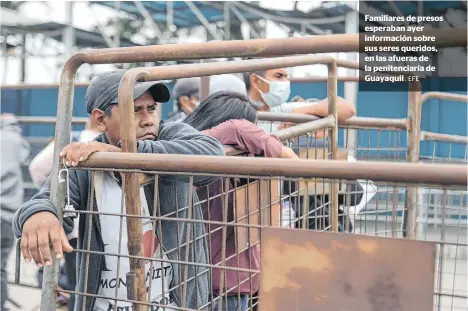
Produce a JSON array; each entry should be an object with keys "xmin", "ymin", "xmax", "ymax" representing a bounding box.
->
[
  {"xmin": 345, "ymin": 127, "xmax": 407, "ymax": 162},
  {"xmin": 13, "ymin": 154, "xmax": 466, "ymax": 311}
]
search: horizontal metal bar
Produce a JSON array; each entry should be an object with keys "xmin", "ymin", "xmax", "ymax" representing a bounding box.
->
[
  {"xmin": 79, "ymin": 153, "xmax": 467, "ymax": 186},
  {"xmin": 343, "ymin": 117, "xmax": 408, "ymax": 129},
  {"xmin": 0, "ymin": 82, "xmax": 90, "ymax": 89},
  {"xmin": 65, "ymin": 29, "xmax": 466, "ymax": 67},
  {"xmin": 257, "ymin": 111, "xmax": 320, "ymax": 123},
  {"xmin": 434, "ymin": 291, "xmax": 468, "ymax": 299},
  {"xmin": 421, "ymin": 131, "xmax": 468, "ymax": 144},
  {"xmin": 421, "ymin": 92, "xmax": 468, "ymax": 105},
  {"xmin": 13, "ymin": 114, "xmax": 408, "ymax": 130},
  {"xmin": 274, "ymin": 115, "xmax": 336, "ymax": 141},
  {"xmin": 257, "ymin": 112, "xmax": 409, "ymax": 129},
  {"xmin": 15, "ymin": 116, "xmax": 88, "ymax": 124},
  {"xmin": 290, "ymin": 76, "xmax": 360, "ymax": 83},
  {"xmin": 124, "ymin": 55, "xmax": 358, "ymax": 84},
  {"xmin": 56, "ymin": 289, "xmax": 198, "ymax": 311}
]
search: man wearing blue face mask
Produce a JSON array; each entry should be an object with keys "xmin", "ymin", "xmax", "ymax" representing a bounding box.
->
[{"xmin": 244, "ymin": 67, "xmax": 356, "ymax": 133}]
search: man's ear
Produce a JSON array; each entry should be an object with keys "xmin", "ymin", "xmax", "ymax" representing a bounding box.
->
[
  {"xmin": 249, "ymin": 74, "xmax": 259, "ymax": 91},
  {"xmin": 91, "ymin": 109, "xmax": 107, "ymax": 132},
  {"xmin": 250, "ymin": 74, "xmax": 267, "ymax": 94}
]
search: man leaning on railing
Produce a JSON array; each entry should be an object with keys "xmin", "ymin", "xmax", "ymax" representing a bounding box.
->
[{"xmin": 13, "ymin": 69, "xmax": 225, "ymax": 311}]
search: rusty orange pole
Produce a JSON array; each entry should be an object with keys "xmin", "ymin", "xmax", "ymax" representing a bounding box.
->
[{"xmin": 405, "ymin": 81, "xmax": 422, "ymax": 238}]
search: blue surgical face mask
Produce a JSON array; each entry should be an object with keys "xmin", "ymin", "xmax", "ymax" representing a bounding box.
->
[{"xmin": 257, "ymin": 75, "xmax": 291, "ymax": 108}]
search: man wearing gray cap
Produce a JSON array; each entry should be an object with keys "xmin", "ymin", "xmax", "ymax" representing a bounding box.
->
[
  {"xmin": 167, "ymin": 77, "xmax": 200, "ymax": 122},
  {"xmin": 13, "ymin": 69, "xmax": 224, "ymax": 311},
  {"xmin": 209, "ymin": 74, "xmax": 247, "ymax": 96}
]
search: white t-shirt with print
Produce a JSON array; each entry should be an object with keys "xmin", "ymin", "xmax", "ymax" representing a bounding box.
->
[{"xmin": 93, "ymin": 171, "xmax": 178, "ymax": 311}]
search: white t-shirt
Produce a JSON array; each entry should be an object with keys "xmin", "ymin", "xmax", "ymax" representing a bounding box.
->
[
  {"xmin": 93, "ymin": 171, "xmax": 178, "ymax": 311},
  {"xmin": 257, "ymin": 101, "xmax": 319, "ymax": 133}
]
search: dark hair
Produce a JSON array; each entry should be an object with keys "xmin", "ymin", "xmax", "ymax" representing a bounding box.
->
[
  {"xmin": 243, "ymin": 70, "xmax": 266, "ymax": 91},
  {"xmin": 242, "ymin": 58, "xmax": 266, "ymax": 91},
  {"xmin": 104, "ymin": 104, "xmax": 115, "ymax": 117},
  {"xmin": 184, "ymin": 91, "xmax": 259, "ymax": 131}
]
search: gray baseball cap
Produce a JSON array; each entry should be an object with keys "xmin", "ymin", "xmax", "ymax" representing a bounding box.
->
[
  {"xmin": 209, "ymin": 74, "xmax": 247, "ymax": 96},
  {"xmin": 85, "ymin": 69, "xmax": 171, "ymax": 114},
  {"xmin": 172, "ymin": 77, "xmax": 200, "ymax": 101}
]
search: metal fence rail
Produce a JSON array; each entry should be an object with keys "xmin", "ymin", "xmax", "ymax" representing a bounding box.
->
[
  {"xmin": 115, "ymin": 55, "xmax": 348, "ymax": 307},
  {"xmin": 415, "ymin": 92, "xmax": 468, "ymax": 310},
  {"xmin": 17, "ymin": 29, "xmax": 466, "ymax": 311},
  {"xmin": 63, "ymin": 154, "xmax": 464, "ymax": 311},
  {"xmin": 419, "ymin": 92, "xmax": 468, "ymax": 164},
  {"xmin": 14, "ymin": 151, "xmax": 468, "ymax": 311}
]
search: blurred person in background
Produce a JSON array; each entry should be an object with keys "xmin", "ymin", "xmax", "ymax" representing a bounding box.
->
[
  {"xmin": 184, "ymin": 91, "xmax": 298, "ymax": 311},
  {"xmin": 208, "ymin": 74, "xmax": 247, "ymax": 96},
  {"xmin": 243, "ymin": 66, "xmax": 356, "ymax": 133},
  {"xmin": 29, "ymin": 115, "xmax": 102, "ymax": 189},
  {"xmin": 29, "ymin": 114, "xmax": 102, "ymax": 310},
  {"xmin": 0, "ymin": 113, "xmax": 30, "ymax": 311},
  {"xmin": 167, "ymin": 77, "xmax": 200, "ymax": 122}
]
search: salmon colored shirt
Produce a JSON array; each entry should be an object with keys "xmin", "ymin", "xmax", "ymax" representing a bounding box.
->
[{"xmin": 198, "ymin": 119, "xmax": 283, "ymax": 296}]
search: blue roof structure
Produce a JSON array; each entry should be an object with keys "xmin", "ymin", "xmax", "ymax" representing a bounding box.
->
[
  {"xmin": 92, "ymin": 1, "xmax": 466, "ymax": 37},
  {"xmin": 93, "ymin": 1, "xmax": 257, "ymax": 29},
  {"xmin": 91, "ymin": 1, "xmax": 353, "ymax": 35}
]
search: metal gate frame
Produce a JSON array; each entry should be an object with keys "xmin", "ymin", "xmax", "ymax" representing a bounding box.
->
[
  {"xmin": 115, "ymin": 54, "xmax": 349, "ymax": 308},
  {"xmin": 31, "ymin": 30, "xmax": 466, "ymax": 310}
]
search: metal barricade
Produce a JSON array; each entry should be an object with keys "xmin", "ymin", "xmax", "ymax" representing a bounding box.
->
[
  {"xmin": 416, "ymin": 92, "xmax": 468, "ymax": 311},
  {"xmin": 116, "ymin": 55, "xmax": 348, "ymax": 307},
  {"xmin": 13, "ymin": 30, "xmax": 467, "ymax": 310},
  {"xmin": 70, "ymin": 153, "xmax": 465, "ymax": 311}
]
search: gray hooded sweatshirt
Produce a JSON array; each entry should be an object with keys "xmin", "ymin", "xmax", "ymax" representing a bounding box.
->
[
  {"xmin": 1, "ymin": 115, "xmax": 30, "ymax": 224},
  {"xmin": 13, "ymin": 121, "xmax": 224, "ymax": 311}
]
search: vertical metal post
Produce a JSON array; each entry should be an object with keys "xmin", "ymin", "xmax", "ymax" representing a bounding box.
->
[
  {"xmin": 200, "ymin": 59, "xmax": 210, "ymax": 102},
  {"xmin": 167, "ymin": 1, "xmax": 173, "ymax": 29},
  {"xmin": 200, "ymin": 75, "xmax": 210, "ymax": 102},
  {"xmin": 17, "ymin": 35, "xmax": 26, "ymax": 118},
  {"xmin": 224, "ymin": 2, "xmax": 231, "ymax": 40},
  {"xmin": 40, "ymin": 104, "xmax": 72, "ymax": 310},
  {"xmin": 19, "ymin": 34, "xmax": 26, "ymax": 83},
  {"xmin": 63, "ymin": 2, "xmax": 75, "ymax": 61},
  {"xmin": 328, "ymin": 61, "xmax": 339, "ymax": 232},
  {"xmin": 40, "ymin": 7, "xmax": 76, "ymax": 303},
  {"xmin": 344, "ymin": 3, "xmax": 359, "ymax": 157},
  {"xmin": 405, "ymin": 81, "xmax": 422, "ymax": 238},
  {"xmin": 118, "ymin": 73, "xmax": 148, "ymax": 311},
  {"xmin": 114, "ymin": 1, "xmax": 121, "ymax": 48},
  {"xmin": 44, "ymin": 16, "xmax": 76, "ymax": 311}
]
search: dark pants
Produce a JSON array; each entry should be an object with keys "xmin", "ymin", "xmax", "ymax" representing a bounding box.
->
[
  {"xmin": 65, "ymin": 239, "xmax": 77, "ymax": 311},
  {"xmin": 1, "ymin": 219, "xmax": 15, "ymax": 309},
  {"xmin": 213, "ymin": 295, "xmax": 249, "ymax": 311}
]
